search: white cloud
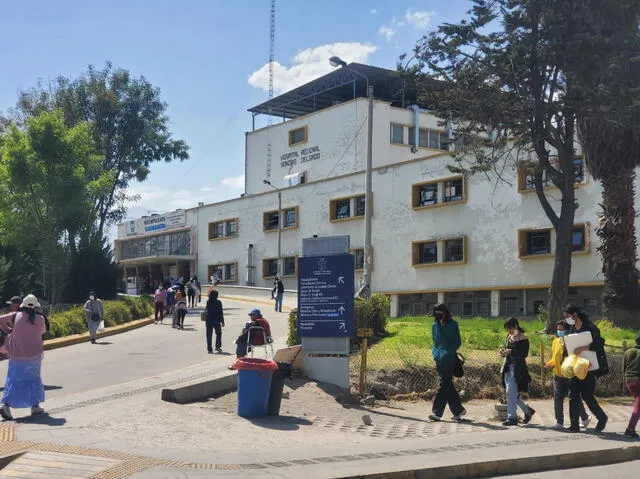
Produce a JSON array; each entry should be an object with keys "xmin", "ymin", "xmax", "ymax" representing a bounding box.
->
[
  {"xmin": 248, "ymin": 42, "xmax": 377, "ymax": 94},
  {"xmin": 378, "ymin": 26, "xmax": 395, "ymax": 41},
  {"xmin": 405, "ymin": 10, "xmax": 434, "ymax": 30},
  {"xmin": 220, "ymin": 174, "xmax": 245, "ymax": 189},
  {"xmin": 370, "ymin": 8, "xmax": 378, "ymax": 14}
]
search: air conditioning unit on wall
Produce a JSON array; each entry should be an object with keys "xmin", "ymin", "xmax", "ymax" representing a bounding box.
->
[{"xmin": 283, "ymin": 171, "xmax": 307, "ymax": 187}]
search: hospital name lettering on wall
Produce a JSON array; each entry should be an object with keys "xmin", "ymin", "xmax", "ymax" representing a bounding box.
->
[
  {"xmin": 127, "ymin": 209, "xmax": 187, "ymax": 236},
  {"xmin": 280, "ymin": 146, "xmax": 320, "ymax": 167}
]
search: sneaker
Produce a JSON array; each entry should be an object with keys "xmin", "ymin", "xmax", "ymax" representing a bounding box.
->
[
  {"xmin": 550, "ymin": 423, "xmax": 564, "ymax": 430},
  {"xmin": 215, "ymin": 347, "xmax": 222, "ymax": 353},
  {"xmin": 0, "ymin": 404, "xmax": 12, "ymax": 421},
  {"xmin": 523, "ymin": 407, "xmax": 536, "ymax": 424},
  {"xmin": 91, "ymin": 338, "xmax": 96, "ymax": 344},
  {"xmin": 428, "ymin": 414, "xmax": 442, "ymax": 422},
  {"xmin": 502, "ymin": 418, "xmax": 518, "ymax": 426},
  {"xmin": 31, "ymin": 406, "xmax": 45, "ymax": 416},
  {"xmin": 580, "ymin": 415, "xmax": 592, "ymax": 429},
  {"xmin": 566, "ymin": 426, "xmax": 580, "ymax": 433},
  {"xmin": 624, "ymin": 429, "xmax": 639, "ymax": 439},
  {"xmin": 595, "ymin": 416, "xmax": 608, "ymax": 433},
  {"xmin": 207, "ymin": 350, "xmax": 214, "ymax": 354},
  {"xmin": 452, "ymin": 409, "xmax": 467, "ymax": 422}
]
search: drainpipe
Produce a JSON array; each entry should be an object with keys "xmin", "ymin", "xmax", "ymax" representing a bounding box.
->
[{"xmin": 409, "ymin": 105, "xmax": 419, "ymax": 153}]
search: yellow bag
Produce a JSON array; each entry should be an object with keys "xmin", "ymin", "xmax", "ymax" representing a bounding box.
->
[
  {"xmin": 561, "ymin": 354, "xmax": 578, "ymax": 379},
  {"xmin": 573, "ymin": 356, "xmax": 590, "ymax": 380}
]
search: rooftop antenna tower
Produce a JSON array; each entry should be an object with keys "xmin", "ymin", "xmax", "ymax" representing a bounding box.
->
[{"xmin": 266, "ymin": 0, "xmax": 276, "ymax": 179}]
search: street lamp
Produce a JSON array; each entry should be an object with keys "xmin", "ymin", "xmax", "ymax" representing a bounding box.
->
[
  {"xmin": 330, "ymin": 57, "xmax": 373, "ymax": 297},
  {"xmin": 263, "ymin": 179, "xmax": 282, "ymax": 278}
]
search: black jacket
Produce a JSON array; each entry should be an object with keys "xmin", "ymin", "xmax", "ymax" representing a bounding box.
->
[
  {"xmin": 206, "ymin": 298, "xmax": 224, "ymax": 326},
  {"xmin": 569, "ymin": 321, "xmax": 604, "ymax": 353},
  {"xmin": 501, "ymin": 336, "xmax": 532, "ymax": 393},
  {"xmin": 273, "ymin": 280, "xmax": 285, "ymax": 295}
]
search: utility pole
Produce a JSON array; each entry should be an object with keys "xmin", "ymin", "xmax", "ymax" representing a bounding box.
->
[
  {"xmin": 362, "ymin": 85, "xmax": 374, "ymax": 297},
  {"xmin": 277, "ymin": 189, "xmax": 282, "ymax": 278}
]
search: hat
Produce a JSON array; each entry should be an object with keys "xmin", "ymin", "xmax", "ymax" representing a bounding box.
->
[
  {"xmin": 249, "ymin": 309, "xmax": 261, "ymax": 316},
  {"xmin": 5, "ymin": 296, "xmax": 21, "ymax": 305},
  {"xmin": 20, "ymin": 294, "xmax": 41, "ymax": 309}
]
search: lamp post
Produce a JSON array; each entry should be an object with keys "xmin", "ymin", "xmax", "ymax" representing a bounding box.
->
[
  {"xmin": 330, "ymin": 57, "xmax": 373, "ymax": 297},
  {"xmin": 263, "ymin": 179, "xmax": 282, "ymax": 278}
]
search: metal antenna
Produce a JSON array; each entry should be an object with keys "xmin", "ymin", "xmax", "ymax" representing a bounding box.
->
[{"xmin": 266, "ymin": 0, "xmax": 276, "ymax": 179}]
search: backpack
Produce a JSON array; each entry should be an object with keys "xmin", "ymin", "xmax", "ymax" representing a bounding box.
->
[{"xmin": 594, "ymin": 339, "xmax": 610, "ymax": 377}]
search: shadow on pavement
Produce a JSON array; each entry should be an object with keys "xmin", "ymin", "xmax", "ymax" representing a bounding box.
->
[
  {"xmin": 14, "ymin": 413, "xmax": 66, "ymax": 426},
  {"xmin": 249, "ymin": 415, "xmax": 313, "ymax": 431},
  {"xmin": 95, "ymin": 341, "xmax": 112, "ymax": 345}
]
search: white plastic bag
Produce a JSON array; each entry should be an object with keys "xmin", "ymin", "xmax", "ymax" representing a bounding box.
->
[{"xmin": 97, "ymin": 320, "xmax": 105, "ymax": 333}]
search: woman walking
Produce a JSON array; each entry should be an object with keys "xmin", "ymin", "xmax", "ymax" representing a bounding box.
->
[
  {"xmin": 83, "ymin": 291, "xmax": 104, "ymax": 344},
  {"xmin": 563, "ymin": 304, "xmax": 608, "ymax": 433},
  {"xmin": 622, "ymin": 335, "xmax": 639, "ymax": 438},
  {"xmin": 500, "ymin": 317, "xmax": 535, "ymax": 426},
  {"xmin": 0, "ymin": 294, "xmax": 47, "ymax": 420},
  {"xmin": 428, "ymin": 304, "xmax": 466, "ymax": 422},
  {"xmin": 174, "ymin": 289, "xmax": 188, "ymax": 330},
  {"xmin": 205, "ymin": 290, "xmax": 225, "ymax": 353}
]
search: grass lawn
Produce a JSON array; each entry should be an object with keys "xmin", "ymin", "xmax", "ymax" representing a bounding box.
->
[{"xmin": 361, "ymin": 315, "xmax": 639, "ymax": 370}]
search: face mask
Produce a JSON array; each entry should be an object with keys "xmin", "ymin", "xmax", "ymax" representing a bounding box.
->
[
  {"xmin": 556, "ymin": 330, "xmax": 567, "ymax": 337},
  {"xmin": 565, "ymin": 317, "xmax": 576, "ymax": 325},
  {"xmin": 89, "ymin": 296, "xmax": 95, "ymax": 301}
]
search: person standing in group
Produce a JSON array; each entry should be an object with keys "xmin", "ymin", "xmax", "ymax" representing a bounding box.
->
[
  {"xmin": 5, "ymin": 296, "xmax": 21, "ymax": 313},
  {"xmin": 205, "ymin": 289, "xmax": 225, "ymax": 353},
  {"xmin": 428, "ymin": 304, "xmax": 466, "ymax": 422},
  {"xmin": 186, "ymin": 281, "xmax": 196, "ymax": 308},
  {"xmin": 154, "ymin": 285, "xmax": 167, "ymax": 324},
  {"xmin": 0, "ymin": 294, "xmax": 47, "ymax": 420},
  {"xmin": 193, "ymin": 276, "xmax": 202, "ymax": 304},
  {"xmin": 622, "ymin": 335, "xmax": 640, "ymax": 438},
  {"xmin": 174, "ymin": 289, "xmax": 188, "ymax": 330},
  {"xmin": 564, "ymin": 304, "xmax": 608, "ymax": 433},
  {"xmin": 272, "ymin": 277, "xmax": 285, "ymax": 313},
  {"xmin": 83, "ymin": 291, "xmax": 104, "ymax": 344},
  {"xmin": 500, "ymin": 317, "xmax": 535, "ymax": 426},
  {"xmin": 545, "ymin": 320, "xmax": 591, "ymax": 430}
]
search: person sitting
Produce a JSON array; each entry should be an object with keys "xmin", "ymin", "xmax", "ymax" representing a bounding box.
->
[{"xmin": 234, "ymin": 309, "xmax": 271, "ymax": 358}]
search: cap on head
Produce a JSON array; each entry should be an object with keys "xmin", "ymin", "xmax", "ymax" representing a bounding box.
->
[
  {"xmin": 20, "ymin": 294, "xmax": 40, "ymax": 309},
  {"xmin": 249, "ymin": 309, "xmax": 261, "ymax": 316},
  {"xmin": 6, "ymin": 296, "xmax": 22, "ymax": 305}
]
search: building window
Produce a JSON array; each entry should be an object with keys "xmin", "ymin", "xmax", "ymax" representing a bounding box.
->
[
  {"xmin": 518, "ymin": 157, "xmax": 586, "ymax": 192},
  {"xmin": 572, "ymin": 224, "xmax": 588, "ymax": 252},
  {"xmin": 289, "ymin": 126, "xmax": 307, "ymax": 146},
  {"xmin": 208, "ymin": 263, "xmax": 237, "ymax": 283},
  {"xmin": 412, "ymin": 176, "xmax": 465, "ymax": 209},
  {"xmin": 478, "ymin": 300, "xmax": 490, "ymax": 316},
  {"xmin": 527, "ymin": 230, "xmax": 551, "ymax": 255},
  {"xmin": 262, "ymin": 258, "xmax": 278, "ymax": 278},
  {"xmin": 330, "ymin": 195, "xmax": 368, "ymax": 221},
  {"xmin": 120, "ymin": 230, "xmax": 190, "ymax": 260},
  {"xmin": 390, "ymin": 123, "xmax": 404, "ymax": 144},
  {"xmin": 533, "ymin": 300, "xmax": 545, "ymax": 314},
  {"xmin": 208, "ymin": 218, "xmax": 238, "ymax": 240},
  {"xmin": 354, "ymin": 248, "xmax": 365, "ymax": 270},
  {"xmin": 283, "ymin": 256, "xmax": 297, "ymax": 276},
  {"xmin": 263, "ymin": 207, "xmax": 298, "ymax": 231},
  {"xmin": 415, "ymin": 241, "xmax": 438, "ymax": 265},
  {"xmin": 444, "ymin": 238, "xmax": 465, "ymax": 263},
  {"xmin": 408, "ymin": 127, "xmax": 447, "ymax": 150},
  {"xmin": 463, "ymin": 302, "xmax": 474, "ymax": 317},
  {"xmin": 501, "ymin": 297, "xmax": 518, "ymax": 316},
  {"xmin": 584, "ymin": 298, "xmax": 598, "ymax": 315}
]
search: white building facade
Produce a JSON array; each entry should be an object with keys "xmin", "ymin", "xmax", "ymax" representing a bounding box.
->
[{"xmin": 115, "ymin": 63, "xmax": 632, "ymax": 318}]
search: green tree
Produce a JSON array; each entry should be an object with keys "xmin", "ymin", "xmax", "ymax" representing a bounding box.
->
[
  {"xmin": 404, "ymin": 0, "xmax": 584, "ymax": 330},
  {"xmin": 15, "ymin": 63, "xmax": 189, "ymax": 238}
]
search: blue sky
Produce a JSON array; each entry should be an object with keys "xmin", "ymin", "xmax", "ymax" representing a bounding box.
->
[{"xmin": 0, "ymin": 0, "xmax": 472, "ymax": 239}]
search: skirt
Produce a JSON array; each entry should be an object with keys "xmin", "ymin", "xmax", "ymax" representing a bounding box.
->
[{"xmin": 2, "ymin": 358, "xmax": 45, "ymax": 408}]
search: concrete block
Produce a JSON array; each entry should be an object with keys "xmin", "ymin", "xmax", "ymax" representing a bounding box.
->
[{"xmin": 161, "ymin": 371, "xmax": 237, "ymax": 404}]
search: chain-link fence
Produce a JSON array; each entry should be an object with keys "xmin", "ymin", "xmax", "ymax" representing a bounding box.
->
[{"xmin": 350, "ymin": 336, "xmax": 631, "ymax": 400}]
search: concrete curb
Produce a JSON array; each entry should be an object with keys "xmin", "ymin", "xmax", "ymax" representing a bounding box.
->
[
  {"xmin": 161, "ymin": 370, "xmax": 237, "ymax": 404},
  {"xmin": 42, "ymin": 316, "xmax": 154, "ymax": 351},
  {"xmin": 340, "ymin": 444, "xmax": 640, "ymax": 479}
]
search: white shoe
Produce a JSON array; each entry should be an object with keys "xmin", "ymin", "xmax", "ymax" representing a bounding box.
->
[
  {"xmin": 452, "ymin": 408, "xmax": 467, "ymax": 421},
  {"xmin": 550, "ymin": 423, "xmax": 564, "ymax": 430},
  {"xmin": 580, "ymin": 415, "xmax": 591, "ymax": 429},
  {"xmin": 31, "ymin": 406, "xmax": 45, "ymax": 416},
  {"xmin": 0, "ymin": 404, "xmax": 13, "ymax": 421}
]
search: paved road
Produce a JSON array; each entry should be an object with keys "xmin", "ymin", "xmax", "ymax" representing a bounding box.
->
[
  {"xmin": 493, "ymin": 460, "xmax": 640, "ymax": 478},
  {"xmin": 0, "ymin": 298, "xmax": 290, "ymax": 400}
]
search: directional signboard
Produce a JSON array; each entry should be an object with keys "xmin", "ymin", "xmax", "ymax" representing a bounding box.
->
[{"xmin": 297, "ymin": 254, "xmax": 355, "ymax": 337}]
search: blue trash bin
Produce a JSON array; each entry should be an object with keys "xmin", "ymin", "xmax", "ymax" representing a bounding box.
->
[{"xmin": 233, "ymin": 358, "xmax": 278, "ymax": 418}]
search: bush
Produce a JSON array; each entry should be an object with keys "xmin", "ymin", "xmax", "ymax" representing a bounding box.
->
[
  {"xmin": 47, "ymin": 295, "xmax": 153, "ymax": 339},
  {"xmin": 286, "ymin": 294, "xmax": 390, "ymax": 346}
]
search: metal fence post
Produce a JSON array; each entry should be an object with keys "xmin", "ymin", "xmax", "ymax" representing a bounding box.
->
[
  {"xmin": 622, "ymin": 341, "xmax": 628, "ymax": 395},
  {"xmin": 539, "ymin": 342, "xmax": 546, "ymax": 387}
]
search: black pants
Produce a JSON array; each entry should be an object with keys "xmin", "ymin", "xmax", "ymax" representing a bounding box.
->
[
  {"xmin": 187, "ymin": 293, "xmax": 195, "ymax": 307},
  {"xmin": 206, "ymin": 323, "xmax": 222, "ymax": 352},
  {"xmin": 176, "ymin": 309, "xmax": 186, "ymax": 327},
  {"xmin": 432, "ymin": 361, "xmax": 463, "ymax": 417},
  {"xmin": 569, "ymin": 372, "xmax": 607, "ymax": 428}
]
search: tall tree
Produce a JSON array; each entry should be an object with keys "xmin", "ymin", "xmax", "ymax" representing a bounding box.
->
[
  {"xmin": 556, "ymin": 1, "xmax": 640, "ymax": 327},
  {"xmin": 404, "ymin": 0, "xmax": 584, "ymax": 330},
  {"xmin": 15, "ymin": 63, "xmax": 189, "ymax": 237}
]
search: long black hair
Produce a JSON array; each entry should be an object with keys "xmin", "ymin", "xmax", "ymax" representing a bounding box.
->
[
  {"xmin": 432, "ymin": 303, "xmax": 452, "ymax": 322},
  {"xmin": 18, "ymin": 306, "xmax": 37, "ymax": 324},
  {"xmin": 564, "ymin": 304, "xmax": 589, "ymax": 323},
  {"xmin": 504, "ymin": 316, "xmax": 525, "ymax": 333}
]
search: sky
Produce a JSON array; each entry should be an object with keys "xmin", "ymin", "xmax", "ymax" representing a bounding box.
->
[{"xmin": 0, "ymin": 0, "xmax": 473, "ymax": 241}]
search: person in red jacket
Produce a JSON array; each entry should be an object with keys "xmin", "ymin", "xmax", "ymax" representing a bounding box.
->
[{"xmin": 235, "ymin": 309, "xmax": 271, "ymax": 358}]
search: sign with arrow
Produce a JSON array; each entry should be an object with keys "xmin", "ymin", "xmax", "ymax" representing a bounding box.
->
[{"xmin": 297, "ymin": 254, "xmax": 355, "ymax": 337}]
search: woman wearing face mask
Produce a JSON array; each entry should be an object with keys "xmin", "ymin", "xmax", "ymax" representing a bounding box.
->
[
  {"xmin": 83, "ymin": 291, "xmax": 104, "ymax": 344},
  {"xmin": 500, "ymin": 317, "xmax": 534, "ymax": 426},
  {"xmin": 544, "ymin": 321, "xmax": 591, "ymax": 430},
  {"xmin": 563, "ymin": 304, "xmax": 608, "ymax": 432}
]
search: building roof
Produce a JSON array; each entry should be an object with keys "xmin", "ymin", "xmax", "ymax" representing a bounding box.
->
[{"xmin": 248, "ymin": 63, "xmax": 428, "ymax": 120}]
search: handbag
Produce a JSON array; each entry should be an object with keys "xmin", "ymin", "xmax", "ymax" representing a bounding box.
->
[
  {"xmin": 453, "ymin": 353, "xmax": 465, "ymax": 378},
  {"xmin": 594, "ymin": 341, "xmax": 609, "ymax": 377},
  {"xmin": 201, "ymin": 307, "xmax": 208, "ymax": 322}
]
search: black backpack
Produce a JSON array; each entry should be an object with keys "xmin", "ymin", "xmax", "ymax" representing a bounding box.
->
[{"xmin": 594, "ymin": 339, "xmax": 610, "ymax": 377}]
